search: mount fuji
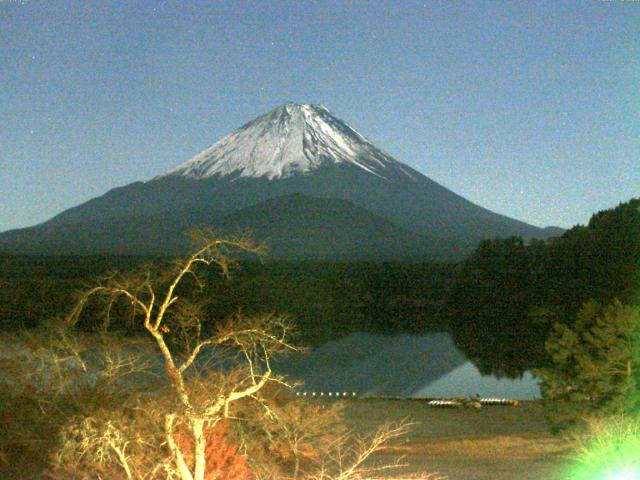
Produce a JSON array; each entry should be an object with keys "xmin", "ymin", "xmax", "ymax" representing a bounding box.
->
[{"xmin": 0, "ymin": 103, "xmax": 560, "ymax": 260}]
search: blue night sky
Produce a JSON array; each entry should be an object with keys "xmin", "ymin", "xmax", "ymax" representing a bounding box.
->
[{"xmin": 1, "ymin": 0, "xmax": 639, "ymax": 232}]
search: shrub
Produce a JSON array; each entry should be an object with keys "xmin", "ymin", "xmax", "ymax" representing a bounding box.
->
[{"xmin": 174, "ymin": 421, "xmax": 253, "ymax": 480}]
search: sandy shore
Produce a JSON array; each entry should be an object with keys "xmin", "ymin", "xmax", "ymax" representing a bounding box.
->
[{"xmin": 341, "ymin": 399, "xmax": 570, "ymax": 480}]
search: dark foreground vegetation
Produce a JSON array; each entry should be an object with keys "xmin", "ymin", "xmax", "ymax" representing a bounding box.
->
[
  {"xmin": 445, "ymin": 198, "xmax": 640, "ymax": 377},
  {"xmin": 0, "ymin": 256, "xmax": 452, "ymax": 343},
  {"xmin": 443, "ymin": 198, "xmax": 640, "ymax": 447}
]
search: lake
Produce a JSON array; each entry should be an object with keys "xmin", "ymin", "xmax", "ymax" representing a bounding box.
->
[
  {"xmin": 274, "ymin": 332, "xmax": 541, "ymax": 399},
  {"xmin": 0, "ymin": 331, "xmax": 541, "ymax": 400}
]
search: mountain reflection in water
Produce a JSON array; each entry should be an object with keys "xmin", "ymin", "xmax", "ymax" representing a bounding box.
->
[{"xmin": 274, "ymin": 332, "xmax": 540, "ymax": 399}]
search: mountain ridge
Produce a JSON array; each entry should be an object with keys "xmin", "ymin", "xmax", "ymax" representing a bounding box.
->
[
  {"xmin": 0, "ymin": 103, "xmax": 562, "ymax": 260},
  {"xmin": 0, "ymin": 193, "xmax": 436, "ymax": 260}
]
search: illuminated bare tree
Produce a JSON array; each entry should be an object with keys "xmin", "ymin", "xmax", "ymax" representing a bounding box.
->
[
  {"xmin": 67, "ymin": 232, "xmax": 296, "ymax": 480},
  {"xmin": 1, "ymin": 232, "xmax": 445, "ymax": 479}
]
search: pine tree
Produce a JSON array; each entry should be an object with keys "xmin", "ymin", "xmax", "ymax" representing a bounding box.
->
[{"xmin": 535, "ymin": 300, "xmax": 640, "ymax": 432}]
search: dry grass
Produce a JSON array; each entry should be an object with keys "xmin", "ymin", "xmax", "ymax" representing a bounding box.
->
[
  {"xmin": 391, "ymin": 433, "xmax": 569, "ymax": 459},
  {"xmin": 340, "ymin": 399, "xmax": 570, "ymax": 480}
]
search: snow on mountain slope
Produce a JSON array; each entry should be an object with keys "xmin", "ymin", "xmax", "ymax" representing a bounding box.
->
[{"xmin": 161, "ymin": 103, "xmax": 418, "ymax": 181}]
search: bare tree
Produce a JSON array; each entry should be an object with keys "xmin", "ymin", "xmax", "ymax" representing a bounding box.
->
[
  {"xmin": 66, "ymin": 232, "xmax": 296, "ymax": 480},
  {"xmin": 2, "ymin": 232, "xmax": 445, "ymax": 479}
]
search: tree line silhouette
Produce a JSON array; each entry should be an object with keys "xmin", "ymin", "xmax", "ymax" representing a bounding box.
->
[{"xmin": 1, "ymin": 197, "xmax": 637, "ymax": 375}]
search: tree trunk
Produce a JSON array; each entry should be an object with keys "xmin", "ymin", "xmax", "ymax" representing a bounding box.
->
[
  {"xmin": 192, "ymin": 418, "xmax": 207, "ymax": 480},
  {"xmin": 165, "ymin": 414, "xmax": 194, "ymax": 480},
  {"xmin": 293, "ymin": 452, "xmax": 300, "ymax": 480}
]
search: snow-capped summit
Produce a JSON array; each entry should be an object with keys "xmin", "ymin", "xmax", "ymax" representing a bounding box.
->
[
  {"xmin": 0, "ymin": 102, "xmax": 559, "ymax": 259},
  {"xmin": 161, "ymin": 103, "xmax": 416, "ymax": 181}
]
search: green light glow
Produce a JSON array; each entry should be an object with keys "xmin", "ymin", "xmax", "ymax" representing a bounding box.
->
[
  {"xmin": 605, "ymin": 469, "xmax": 640, "ymax": 480},
  {"xmin": 565, "ymin": 416, "xmax": 640, "ymax": 480}
]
